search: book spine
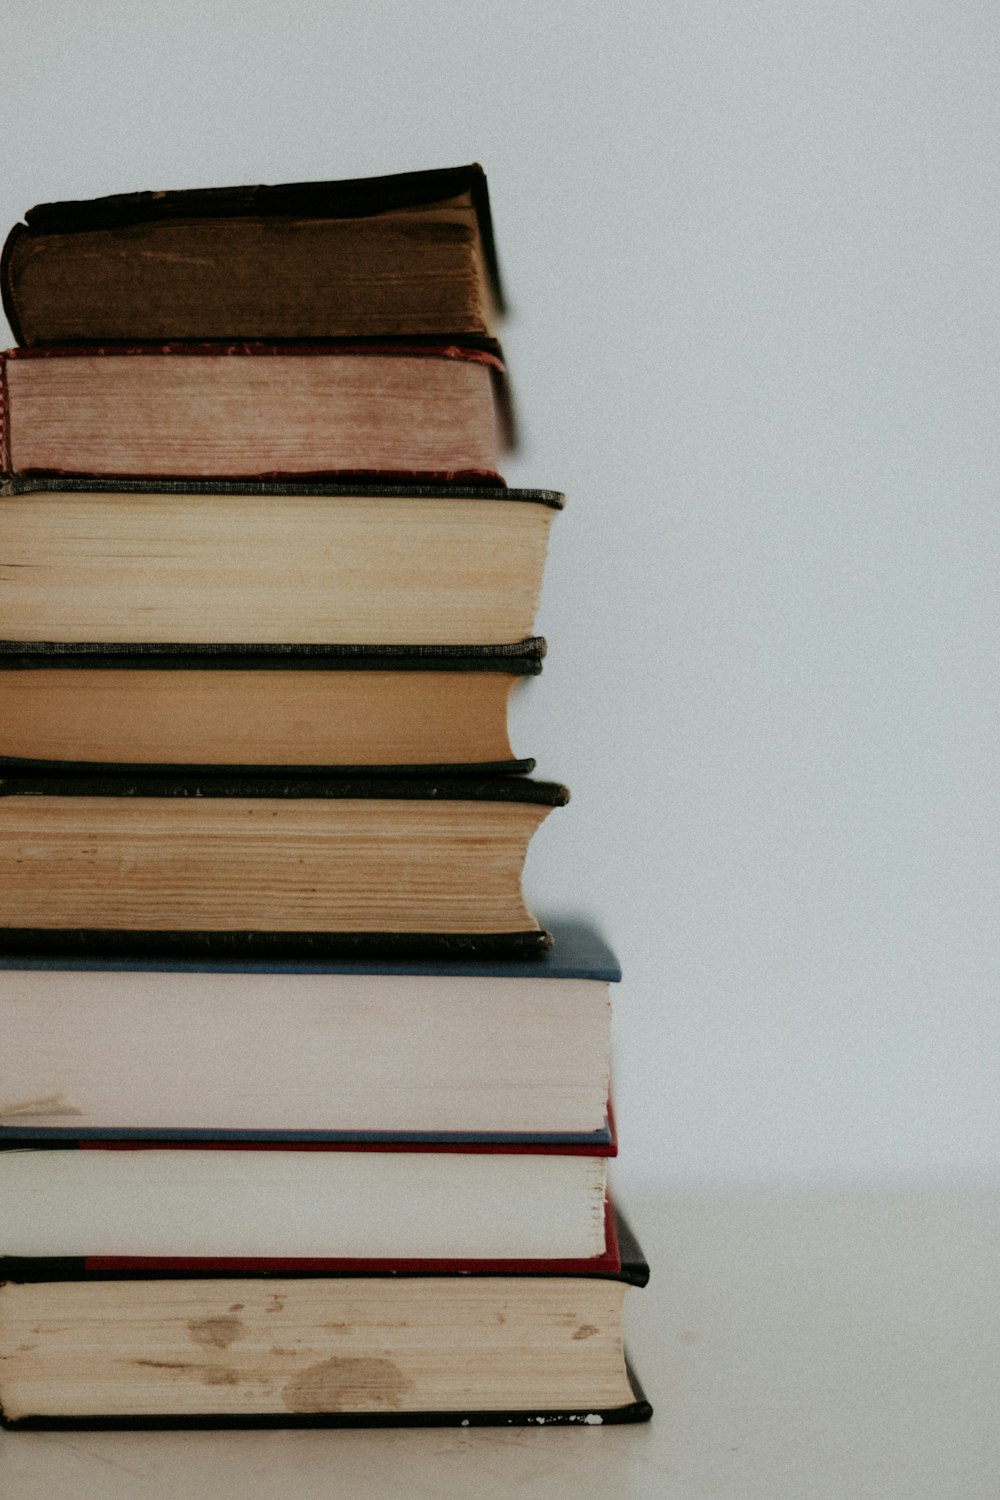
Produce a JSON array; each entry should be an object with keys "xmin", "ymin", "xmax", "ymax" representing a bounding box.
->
[
  {"xmin": 0, "ymin": 349, "xmax": 8, "ymax": 470},
  {"xmin": 0, "ymin": 224, "xmax": 25, "ymax": 348}
]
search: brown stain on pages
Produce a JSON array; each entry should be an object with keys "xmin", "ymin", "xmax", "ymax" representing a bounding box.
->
[
  {"xmin": 282, "ymin": 1356, "xmax": 412, "ymax": 1413},
  {"xmin": 133, "ymin": 1359, "xmax": 196, "ymax": 1370},
  {"xmin": 187, "ymin": 1315, "xmax": 244, "ymax": 1349},
  {"xmin": 0, "ymin": 1093, "xmax": 83, "ymax": 1119},
  {"xmin": 133, "ymin": 1357, "xmax": 243, "ymax": 1387}
]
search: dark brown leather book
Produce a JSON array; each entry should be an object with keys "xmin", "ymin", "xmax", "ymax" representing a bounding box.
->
[
  {"xmin": 0, "ymin": 773, "xmax": 568, "ymax": 959},
  {"xmin": 2, "ymin": 166, "xmax": 503, "ymax": 346}
]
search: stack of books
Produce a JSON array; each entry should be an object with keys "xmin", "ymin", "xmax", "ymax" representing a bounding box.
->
[{"xmin": 0, "ymin": 166, "xmax": 651, "ymax": 1429}]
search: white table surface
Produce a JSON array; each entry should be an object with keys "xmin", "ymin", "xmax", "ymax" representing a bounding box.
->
[{"xmin": 2, "ymin": 1183, "xmax": 997, "ymax": 1500}]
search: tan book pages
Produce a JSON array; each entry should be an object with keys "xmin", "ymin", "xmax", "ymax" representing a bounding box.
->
[
  {"xmin": 0, "ymin": 669, "xmax": 518, "ymax": 768},
  {"xmin": 0, "ymin": 1278, "xmax": 632, "ymax": 1419},
  {"xmin": 0, "ymin": 491, "xmax": 555, "ymax": 645},
  {"xmin": 0, "ymin": 796, "xmax": 551, "ymax": 933}
]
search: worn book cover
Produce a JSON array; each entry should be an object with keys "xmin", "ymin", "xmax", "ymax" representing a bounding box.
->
[
  {"xmin": 2, "ymin": 165, "xmax": 504, "ymax": 345},
  {"xmin": 0, "ymin": 1211, "xmax": 651, "ymax": 1429},
  {"xmin": 0, "ymin": 342, "xmax": 513, "ymax": 481}
]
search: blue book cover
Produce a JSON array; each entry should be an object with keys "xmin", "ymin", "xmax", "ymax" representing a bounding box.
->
[{"xmin": 0, "ymin": 919, "xmax": 619, "ymax": 1146}]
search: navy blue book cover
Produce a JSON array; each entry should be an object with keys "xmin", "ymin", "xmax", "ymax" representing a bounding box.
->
[{"xmin": 0, "ymin": 920, "xmax": 620, "ymax": 1146}]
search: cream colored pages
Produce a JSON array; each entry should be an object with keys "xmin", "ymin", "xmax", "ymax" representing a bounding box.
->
[
  {"xmin": 0, "ymin": 1148, "xmax": 609, "ymax": 1259},
  {"xmin": 0, "ymin": 492, "xmax": 553, "ymax": 644},
  {"xmin": 0, "ymin": 973, "xmax": 611, "ymax": 1133}
]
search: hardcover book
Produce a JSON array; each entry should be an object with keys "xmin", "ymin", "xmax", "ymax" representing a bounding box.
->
[
  {"xmin": 0, "ymin": 343, "xmax": 510, "ymax": 483},
  {"xmin": 0, "ymin": 920, "xmax": 616, "ymax": 1141},
  {"xmin": 0, "ymin": 772, "xmax": 567, "ymax": 958},
  {"xmin": 0, "ymin": 1137, "xmax": 614, "ymax": 1264},
  {"xmin": 0, "ymin": 640, "xmax": 545, "ymax": 774},
  {"xmin": 0, "ymin": 161, "xmax": 653, "ymax": 1432},
  {"xmin": 2, "ymin": 165, "xmax": 503, "ymax": 346},
  {"xmin": 0, "ymin": 1214, "xmax": 650, "ymax": 1428},
  {"xmin": 0, "ymin": 480, "xmax": 561, "ymax": 646}
]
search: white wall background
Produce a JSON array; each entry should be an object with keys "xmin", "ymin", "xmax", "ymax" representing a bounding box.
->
[{"xmin": 3, "ymin": 0, "xmax": 997, "ymax": 1190}]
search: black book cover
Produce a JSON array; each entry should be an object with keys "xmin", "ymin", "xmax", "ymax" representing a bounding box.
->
[
  {"xmin": 0, "ymin": 476, "xmax": 563, "ymax": 506},
  {"xmin": 0, "ymin": 638, "xmax": 546, "ymax": 778},
  {"xmin": 0, "ymin": 773, "xmax": 568, "ymax": 961},
  {"xmin": 0, "ymin": 1368, "xmax": 652, "ymax": 1431},
  {"xmin": 0, "ymin": 640, "xmax": 546, "ymax": 672},
  {"xmin": 0, "ymin": 1210, "xmax": 651, "ymax": 1428},
  {"xmin": 0, "ymin": 930, "xmax": 557, "ymax": 962},
  {"xmin": 0, "ymin": 770, "xmax": 568, "ymax": 803}
]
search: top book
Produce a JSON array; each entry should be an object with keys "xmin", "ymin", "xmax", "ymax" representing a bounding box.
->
[{"xmin": 1, "ymin": 165, "xmax": 503, "ymax": 347}]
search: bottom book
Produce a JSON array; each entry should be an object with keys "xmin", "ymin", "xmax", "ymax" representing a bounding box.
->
[{"xmin": 0, "ymin": 1214, "xmax": 651, "ymax": 1429}]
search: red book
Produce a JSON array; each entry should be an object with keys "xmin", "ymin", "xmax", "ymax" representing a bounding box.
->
[
  {"xmin": 0, "ymin": 342, "xmax": 509, "ymax": 484},
  {"xmin": 0, "ymin": 1133, "xmax": 618, "ymax": 1271}
]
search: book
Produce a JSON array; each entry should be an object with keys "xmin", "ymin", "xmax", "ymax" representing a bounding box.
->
[
  {"xmin": 0, "ymin": 161, "xmax": 653, "ymax": 1431},
  {"xmin": 2, "ymin": 165, "xmax": 503, "ymax": 347},
  {"xmin": 0, "ymin": 920, "xmax": 617, "ymax": 1141},
  {"xmin": 0, "ymin": 479, "xmax": 561, "ymax": 646},
  {"xmin": 0, "ymin": 343, "xmax": 510, "ymax": 483},
  {"xmin": 0, "ymin": 1137, "xmax": 612, "ymax": 1264},
  {"xmin": 0, "ymin": 772, "xmax": 567, "ymax": 958},
  {"xmin": 0, "ymin": 640, "xmax": 545, "ymax": 774},
  {"xmin": 0, "ymin": 1214, "xmax": 650, "ymax": 1428}
]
